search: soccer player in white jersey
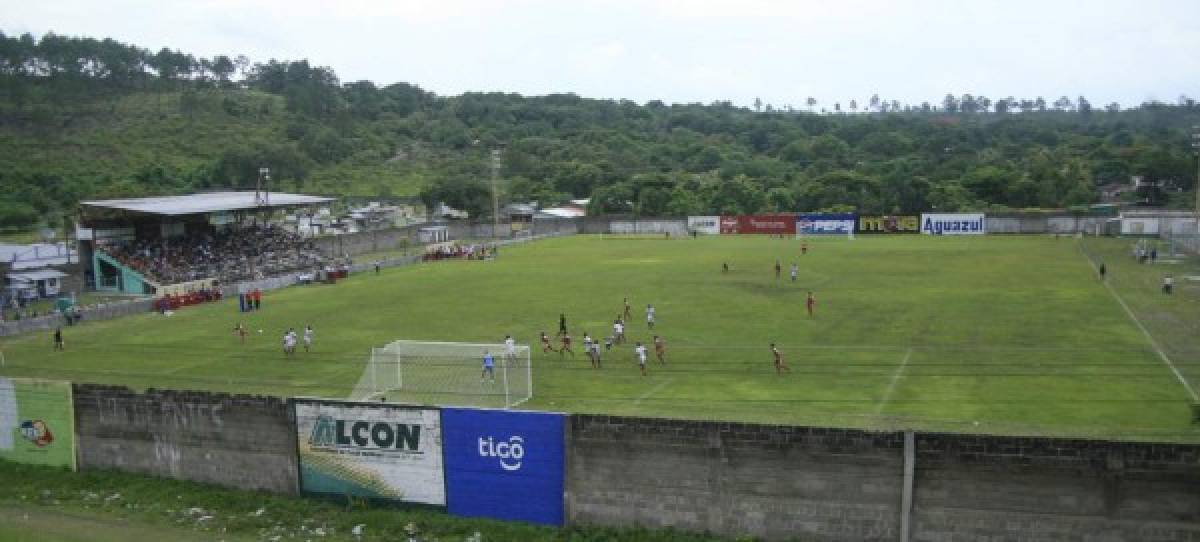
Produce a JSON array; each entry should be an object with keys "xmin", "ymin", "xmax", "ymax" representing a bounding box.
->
[
  {"xmin": 646, "ymin": 304, "xmax": 656, "ymax": 329},
  {"xmin": 613, "ymin": 319, "xmax": 625, "ymax": 344},
  {"xmin": 634, "ymin": 341, "xmax": 648, "ymax": 376},
  {"xmin": 303, "ymin": 325, "xmax": 314, "ymax": 353},
  {"xmin": 503, "ymin": 335, "xmax": 517, "ymax": 366}
]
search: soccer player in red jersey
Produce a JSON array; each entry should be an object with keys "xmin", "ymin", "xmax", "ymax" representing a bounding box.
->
[{"xmin": 771, "ymin": 343, "xmax": 790, "ymax": 375}]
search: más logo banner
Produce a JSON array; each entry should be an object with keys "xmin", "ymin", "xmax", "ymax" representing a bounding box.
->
[
  {"xmin": 797, "ymin": 213, "xmax": 856, "ymax": 234},
  {"xmin": 920, "ymin": 213, "xmax": 985, "ymax": 235},
  {"xmin": 858, "ymin": 215, "xmax": 919, "ymax": 233},
  {"xmin": 441, "ymin": 408, "xmax": 565, "ymax": 526},
  {"xmin": 294, "ymin": 400, "xmax": 445, "ymax": 505}
]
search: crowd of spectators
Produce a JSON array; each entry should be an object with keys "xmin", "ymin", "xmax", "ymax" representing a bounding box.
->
[
  {"xmin": 102, "ymin": 224, "xmax": 327, "ymax": 285},
  {"xmin": 422, "ymin": 242, "xmax": 497, "ymax": 261}
]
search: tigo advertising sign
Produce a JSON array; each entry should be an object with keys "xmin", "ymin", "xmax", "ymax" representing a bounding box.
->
[
  {"xmin": 294, "ymin": 400, "xmax": 445, "ymax": 505},
  {"xmin": 920, "ymin": 213, "xmax": 986, "ymax": 235},
  {"xmin": 441, "ymin": 408, "xmax": 565, "ymax": 526}
]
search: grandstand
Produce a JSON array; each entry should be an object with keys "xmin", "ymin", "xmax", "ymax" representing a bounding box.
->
[{"xmin": 77, "ymin": 191, "xmax": 334, "ymax": 295}]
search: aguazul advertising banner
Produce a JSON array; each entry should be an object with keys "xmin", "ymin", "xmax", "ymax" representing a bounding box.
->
[
  {"xmin": 797, "ymin": 213, "xmax": 857, "ymax": 234},
  {"xmin": 294, "ymin": 399, "xmax": 445, "ymax": 505},
  {"xmin": 721, "ymin": 215, "xmax": 797, "ymax": 235},
  {"xmin": 687, "ymin": 216, "xmax": 720, "ymax": 235},
  {"xmin": 920, "ymin": 213, "xmax": 986, "ymax": 235},
  {"xmin": 441, "ymin": 408, "xmax": 565, "ymax": 526},
  {"xmin": 857, "ymin": 215, "xmax": 920, "ymax": 233},
  {"xmin": 0, "ymin": 378, "xmax": 76, "ymax": 470}
]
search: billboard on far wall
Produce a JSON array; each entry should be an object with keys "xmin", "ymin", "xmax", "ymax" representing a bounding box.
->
[
  {"xmin": 920, "ymin": 213, "xmax": 986, "ymax": 235},
  {"xmin": 294, "ymin": 399, "xmax": 445, "ymax": 505},
  {"xmin": 0, "ymin": 378, "xmax": 76, "ymax": 470},
  {"xmin": 687, "ymin": 216, "xmax": 720, "ymax": 235},
  {"xmin": 733, "ymin": 215, "xmax": 797, "ymax": 235},
  {"xmin": 858, "ymin": 215, "xmax": 920, "ymax": 233},
  {"xmin": 797, "ymin": 213, "xmax": 857, "ymax": 234}
]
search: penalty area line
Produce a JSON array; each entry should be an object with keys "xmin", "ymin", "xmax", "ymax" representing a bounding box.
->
[
  {"xmin": 875, "ymin": 348, "xmax": 913, "ymax": 415},
  {"xmin": 633, "ymin": 378, "xmax": 674, "ymax": 407}
]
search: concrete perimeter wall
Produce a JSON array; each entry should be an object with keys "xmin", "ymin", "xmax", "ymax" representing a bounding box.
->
[
  {"xmin": 567, "ymin": 415, "xmax": 906, "ymax": 541},
  {"xmin": 72, "ymin": 385, "xmax": 298, "ymax": 494},
  {"xmin": 913, "ymin": 433, "xmax": 1200, "ymax": 542},
  {"xmin": 565, "ymin": 415, "xmax": 1200, "ymax": 542}
]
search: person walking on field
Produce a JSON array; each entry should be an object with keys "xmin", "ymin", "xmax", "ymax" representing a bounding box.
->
[
  {"xmin": 771, "ymin": 343, "xmax": 790, "ymax": 375},
  {"xmin": 790, "ymin": 263, "xmax": 799, "ymax": 282},
  {"xmin": 646, "ymin": 304, "xmax": 656, "ymax": 329},
  {"xmin": 1163, "ymin": 275, "xmax": 1174, "ymax": 295},
  {"xmin": 806, "ymin": 291, "xmax": 816, "ymax": 317},
  {"xmin": 775, "ymin": 260, "xmax": 782, "ymax": 279},
  {"xmin": 557, "ymin": 313, "xmax": 568, "ymax": 336},
  {"xmin": 623, "ymin": 297, "xmax": 632, "ymax": 320},
  {"xmin": 53, "ymin": 327, "xmax": 64, "ymax": 351},
  {"xmin": 1099, "ymin": 262, "xmax": 1106, "ymax": 280}
]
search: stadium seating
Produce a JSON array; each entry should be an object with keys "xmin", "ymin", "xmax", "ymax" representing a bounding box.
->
[{"xmin": 100, "ymin": 224, "xmax": 327, "ymax": 285}]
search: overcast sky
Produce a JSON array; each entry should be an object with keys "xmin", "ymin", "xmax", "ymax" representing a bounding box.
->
[{"xmin": 4, "ymin": 0, "xmax": 1198, "ymax": 109}]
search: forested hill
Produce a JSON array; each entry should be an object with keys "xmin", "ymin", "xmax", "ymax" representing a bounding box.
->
[{"xmin": 1, "ymin": 31, "xmax": 1198, "ymax": 231}]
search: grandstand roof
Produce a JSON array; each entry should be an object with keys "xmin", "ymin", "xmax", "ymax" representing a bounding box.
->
[{"xmin": 80, "ymin": 192, "xmax": 334, "ymax": 217}]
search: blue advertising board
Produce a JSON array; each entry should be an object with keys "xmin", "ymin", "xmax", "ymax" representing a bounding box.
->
[
  {"xmin": 440, "ymin": 408, "xmax": 565, "ymax": 526},
  {"xmin": 797, "ymin": 213, "xmax": 857, "ymax": 234}
]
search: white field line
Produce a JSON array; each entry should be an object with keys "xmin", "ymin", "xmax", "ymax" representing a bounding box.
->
[
  {"xmin": 1079, "ymin": 243, "xmax": 1199, "ymax": 402},
  {"xmin": 633, "ymin": 378, "xmax": 674, "ymax": 407},
  {"xmin": 876, "ymin": 348, "xmax": 913, "ymax": 415},
  {"xmin": 1099, "ymin": 278, "xmax": 1199, "ymax": 402}
]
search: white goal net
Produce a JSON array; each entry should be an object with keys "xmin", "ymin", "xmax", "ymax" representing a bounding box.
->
[{"xmin": 349, "ymin": 340, "xmax": 532, "ymax": 409}]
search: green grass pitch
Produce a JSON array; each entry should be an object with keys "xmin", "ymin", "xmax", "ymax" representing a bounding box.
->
[{"xmin": 2, "ymin": 234, "xmax": 1198, "ymax": 441}]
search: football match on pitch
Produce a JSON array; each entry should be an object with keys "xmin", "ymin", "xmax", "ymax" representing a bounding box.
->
[{"xmin": 3, "ymin": 232, "xmax": 1198, "ymax": 440}]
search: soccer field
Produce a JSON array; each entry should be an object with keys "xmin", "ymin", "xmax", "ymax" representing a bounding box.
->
[{"xmin": 1, "ymin": 234, "xmax": 1198, "ymax": 441}]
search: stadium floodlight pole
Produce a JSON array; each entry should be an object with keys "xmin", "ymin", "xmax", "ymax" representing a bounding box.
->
[{"xmin": 490, "ymin": 148, "xmax": 502, "ymax": 241}]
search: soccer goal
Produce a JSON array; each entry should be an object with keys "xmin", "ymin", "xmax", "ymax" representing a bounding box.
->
[{"xmin": 349, "ymin": 340, "xmax": 532, "ymax": 409}]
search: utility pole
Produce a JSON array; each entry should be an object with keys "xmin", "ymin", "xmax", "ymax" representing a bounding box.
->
[
  {"xmin": 490, "ymin": 148, "xmax": 502, "ymax": 240},
  {"xmin": 1192, "ymin": 126, "xmax": 1199, "ymax": 225},
  {"xmin": 256, "ymin": 167, "xmax": 270, "ymax": 207}
]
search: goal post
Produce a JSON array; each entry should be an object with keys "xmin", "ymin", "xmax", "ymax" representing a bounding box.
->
[{"xmin": 349, "ymin": 340, "xmax": 532, "ymax": 409}]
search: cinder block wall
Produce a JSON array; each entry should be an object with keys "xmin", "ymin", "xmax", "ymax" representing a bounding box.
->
[
  {"xmin": 566, "ymin": 415, "xmax": 906, "ymax": 541},
  {"xmin": 912, "ymin": 433, "xmax": 1200, "ymax": 542},
  {"xmin": 73, "ymin": 385, "xmax": 298, "ymax": 494}
]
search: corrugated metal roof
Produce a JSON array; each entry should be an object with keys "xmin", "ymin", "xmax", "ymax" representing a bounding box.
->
[
  {"xmin": 8, "ymin": 269, "xmax": 68, "ymax": 281},
  {"xmin": 81, "ymin": 192, "xmax": 334, "ymax": 216}
]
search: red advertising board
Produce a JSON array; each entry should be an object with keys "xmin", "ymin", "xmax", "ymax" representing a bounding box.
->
[
  {"xmin": 730, "ymin": 214, "xmax": 796, "ymax": 235},
  {"xmin": 720, "ymin": 216, "xmax": 739, "ymax": 234}
]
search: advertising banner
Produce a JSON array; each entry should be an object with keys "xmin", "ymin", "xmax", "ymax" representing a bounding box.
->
[
  {"xmin": 0, "ymin": 378, "xmax": 75, "ymax": 470},
  {"xmin": 797, "ymin": 213, "xmax": 857, "ymax": 234},
  {"xmin": 920, "ymin": 213, "xmax": 986, "ymax": 235},
  {"xmin": 294, "ymin": 400, "xmax": 445, "ymax": 505},
  {"xmin": 687, "ymin": 216, "xmax": 720, "ymax": 235},
  {"xmin": 858, "ymin": 215, "xmax": 920, "ymax": 233},
  {"xmin": 733, "ymin": 215, "xmax": 797, "ymax": 235},
  {"xmin": 441, "ymin": 408, "xmax": 565, "ymax": 526},
  {"xmin": 719, "ymin": 216, "xmax": 739, "ymax": 234}
]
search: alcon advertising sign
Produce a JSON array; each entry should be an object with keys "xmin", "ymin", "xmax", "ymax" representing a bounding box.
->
[
  {"xmin": 0, "ymin": 378, "xmax": 75, "ymax": 470},
  {"xmin": 441, "ymin": 408, "xmax": 565, "ymax": 526},
  {"xmin": 858, "ymin": 215, "xmax": 919, "ymax": 233},
  {"xmin": 294, "ymin": 400, "xmax": 445, "ymax": 505},
  {"xmin": 920, "ymin": 213, "xmax": 986, "ymax": 235},
  {"xmin": 797, "ymin": 213, "xmax": 857, "ymax": 234}
]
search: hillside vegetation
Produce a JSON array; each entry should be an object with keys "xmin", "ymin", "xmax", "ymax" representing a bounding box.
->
[{"xmin": 1, "ymin": 31, "xmax": 1198, "ymax": 231}]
